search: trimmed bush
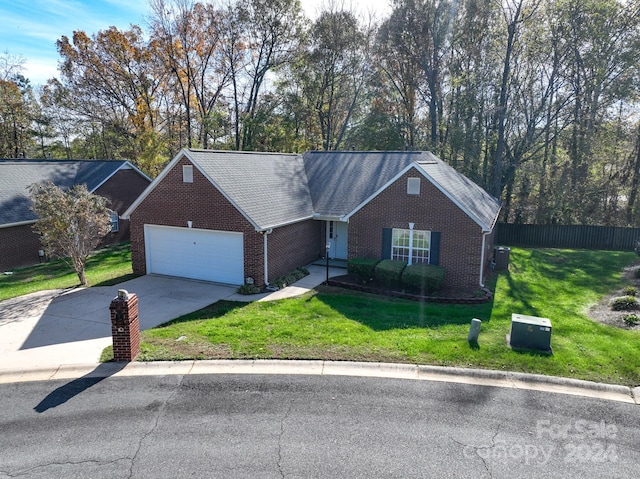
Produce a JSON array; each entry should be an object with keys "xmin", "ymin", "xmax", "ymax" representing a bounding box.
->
[
  {"xmin": 348, "ymin": 258, "xmax": 380, "ymax": 281},
  {"xmin": 401, "ymin": 263, "xmax": 445, "ymax": 293},
  {"xmin": 610, "ymin": 295, "xmax": 639, "ymax": 311},
  {"xmin": 375, "ymin": 259, "xmax": 407, "ymax": 288},
  {"xmin": 237, "ymin": 283, "xmax": 261, "ymax": 295},
  {"xmin": 272, "ymin": 267, "xmax": 309, "ymax": 289},
  {"xmin": 623, "ymin": 285, "xmax": 638, "ymax": 296}
]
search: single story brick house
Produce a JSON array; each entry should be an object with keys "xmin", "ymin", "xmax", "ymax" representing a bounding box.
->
[
  {"xmin": 123, "ymin": 149, "xmax": 501, "ymax": 290},
  {"xmin": 0, "ymin": 159, "xmax": 151, "ymax": 271}
]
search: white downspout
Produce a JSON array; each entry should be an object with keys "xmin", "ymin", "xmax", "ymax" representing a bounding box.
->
[
  {"xmin": 263, "ymin": 229, "xmax": 273, "ymax": 286},
  {"xmin": 408, "ymin": 222, "xmax": 414, "ymax": 265},
  {"xmin": 479, "ymin": 231, "xmax": 491, "ymax": 288}
]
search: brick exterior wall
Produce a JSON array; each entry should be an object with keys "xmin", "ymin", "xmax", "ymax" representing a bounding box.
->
[
  {"xmin": 130, "ymin": 155, "xmax": 322, "ymax": 286},
  {"xmin": 0, "ymin": 168, "xmax": 149, "ymax": 272},
  {"xmin": 96, "ymin": 168, "xmax": 151, "ymax": 246},
  {"xmin": 0, "ymin": 223, "xmax": 43, "ymax": 271},
  {"xmin": 267, "ymin": 219, "xmax": 322, "ymax": 282},
  {"xmin": 130, "ymin": 155, "xmax": 263, "ymax": 284},
  {"xmin": 348, "ymin": 168, "xmax": 493, "ymax": 290}
]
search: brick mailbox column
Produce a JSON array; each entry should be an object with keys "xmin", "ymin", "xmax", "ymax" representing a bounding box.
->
[{"xmin": 109, "ymin": 289, "xmax": 140, "ymax": 362}]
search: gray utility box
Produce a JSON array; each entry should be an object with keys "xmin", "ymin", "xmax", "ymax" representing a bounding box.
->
[{"xmin": 509, "ymin": 314, "xmax": 552, "ymax": 353}]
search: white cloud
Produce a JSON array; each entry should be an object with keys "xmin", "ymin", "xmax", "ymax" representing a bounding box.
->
[{"xmin": 24, "ymin": 57, "xmax": 60, "ymax": 86}]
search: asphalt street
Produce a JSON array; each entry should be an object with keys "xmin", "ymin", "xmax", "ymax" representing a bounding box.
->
[{"xmin": 0, "ymin": 374, "xmax": 638, "ymax": 478}]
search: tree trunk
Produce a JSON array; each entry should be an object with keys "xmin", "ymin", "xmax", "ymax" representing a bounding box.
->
[
  {"xmin": 77, "ymin": 267, "xmax": 87, "ymax": 286},
  {"xmin": 625, "ymin": 123, "xmax": 640, "ymax": 225},
  {"xmin": 491, "ymin": 15, "xmax": 518, "ymax": 199}
]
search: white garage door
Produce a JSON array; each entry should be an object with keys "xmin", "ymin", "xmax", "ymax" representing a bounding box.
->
[{"xmin": 145, "ymin": 225, "xmax": 244, "ymax": 284}]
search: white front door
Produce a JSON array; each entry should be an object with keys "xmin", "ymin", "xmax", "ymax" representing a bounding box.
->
[{"xmin": 326, "ymin": 221, "xmax": 348, "ymax": 259}]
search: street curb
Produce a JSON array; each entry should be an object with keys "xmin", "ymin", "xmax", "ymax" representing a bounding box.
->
[
  {"xmin": 0, "ymin": 360, "xmax": 637, "ymax": 404},
  {"xmin": 417, "ymin": 365, "xmax": 635, "ymax": 403}
]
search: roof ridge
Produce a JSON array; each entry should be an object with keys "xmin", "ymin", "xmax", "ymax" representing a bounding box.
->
[
  {"xmin": 188, "ymin": 148, "xmax": 300, "ymax": 157},
  {"xmin": 0, "ymin": 159, "xmax": 127, "ymax": 163},
  {"xmin": 306, "ymin": 150, "xmax": 424, "ymax": 154}
]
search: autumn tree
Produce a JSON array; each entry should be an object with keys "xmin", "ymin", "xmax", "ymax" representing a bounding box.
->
[
  {"xmin": 57, "ymin": 25, "xmax": 166, "ymax": 173},
  {"xmin": 29, "ymin": 182, "xmax": 112, "ymax": 285},
  {"xmin": 149, "ymin": 0, "xmax": 231, "ymax": 150},
  {"xmin": 295, "ymin": 9, "xmax": 371, "ymax": 150},
  {"xmin": 233, "ymin": 0, "xmax": 305, "ymax": 150},
  {"xmin": 375, "ymin": 9, "xmax": 423, "ymax": 150}
]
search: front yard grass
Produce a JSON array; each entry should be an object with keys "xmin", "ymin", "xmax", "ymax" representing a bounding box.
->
[
  {"xmin": 122, "ymin": 248, "xmax": 640, "ymax": 386},
  {"xmin": 0, "ymin": 243, "xmax": 136, "ymax": 301}
]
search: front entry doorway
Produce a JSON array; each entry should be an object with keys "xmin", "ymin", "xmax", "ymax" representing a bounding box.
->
[{"xmin": 326, "ymin": 221, "xmax": 348, "ymax": 259}]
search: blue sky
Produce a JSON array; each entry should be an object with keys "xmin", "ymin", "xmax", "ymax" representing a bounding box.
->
[
  {"xmin": 0, "ymin": 0, "xmax": 390, "ymax": 86},
  {"xmin": 0, "ymin": 0, "xmax": 149, "ymax": 85}
]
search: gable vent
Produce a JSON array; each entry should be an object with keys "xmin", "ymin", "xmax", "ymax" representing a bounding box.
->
[
  {"xmin": 407, "ymin": 177, "xmax": 420, "ymax": 195},
  {"xmin": 183, "ymin": 165, "xmax": 193, "ymax": 183}
]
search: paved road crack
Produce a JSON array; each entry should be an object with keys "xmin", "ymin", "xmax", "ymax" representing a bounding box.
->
[
  {"xmin": 277, "ymin": 400, "xmax": 294, "ymax": 479},
  {"xmin": 127, "ymin": 375, "xmax": 185, "ymax": 479},
  {"xmin": 451, "ymin": 423, "xmax": 502, "ymax": 479}
]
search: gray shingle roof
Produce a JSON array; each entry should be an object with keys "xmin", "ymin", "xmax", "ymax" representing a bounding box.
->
[
  {"xmin": 414, "ymin": 158, "xmax": 502, "ymax": 231},
  {"xmin": 303, "ymin": 150, "xmax": 428, "ymax": 217},
  {"xmin": 187, "ymin": 150, "xmax": 314, "ymax": 230},
  {"xmin": 0, "ymin": 160, "xmax": 129, "ymax": 226},
  {"xmin": 131, "ymin": 149, "xmax": 501, "ymax": 232},
  {"xmin": 304, "ymin": 150, "xmax": 501, "ymax": 231}
]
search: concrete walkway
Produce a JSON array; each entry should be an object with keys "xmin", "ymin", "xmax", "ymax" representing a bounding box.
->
[{"xmin": 0, "ymin": 265, "xmax": 344, "ymax": 370}]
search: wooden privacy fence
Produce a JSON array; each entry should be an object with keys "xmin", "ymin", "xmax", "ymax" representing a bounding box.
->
[{"xmin": 495, "ymin": 224, "xmax": 640, "ymax": 251}]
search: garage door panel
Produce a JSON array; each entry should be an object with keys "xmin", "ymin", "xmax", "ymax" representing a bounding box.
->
[{"xmin": 145, "ymin": 225, "xmax": 244, "ymax": 285}]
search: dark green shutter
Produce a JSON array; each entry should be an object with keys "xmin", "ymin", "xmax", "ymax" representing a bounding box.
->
[
  {"xmin": 430, "ymin": 232, "xmax": 441, "ymax": 265},
  {"xmin": 381, "ymin": 228, "xmax": 392, "ymax": 259}
]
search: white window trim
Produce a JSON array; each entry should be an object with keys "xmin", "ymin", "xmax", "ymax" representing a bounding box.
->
[
  {"xmin": 392, "ymin": 227, "xmax": 430, "ymax": 265},
  {"xmin": 110, "ymin": 211, "xmax": 119, "ymax": 233}
]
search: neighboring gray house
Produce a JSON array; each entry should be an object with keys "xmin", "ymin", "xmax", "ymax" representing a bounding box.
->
[
  {"xmin": 124, "ymin": 149, "xmax": 501, "ymax": 290},
  {"xmin": 0, "ymin": 159, "xmax": 151, "ymax": 271}
]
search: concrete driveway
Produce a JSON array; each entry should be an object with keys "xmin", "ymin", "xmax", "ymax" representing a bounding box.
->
[
  {"xmin": 0, "ymin": 276, "xmax": 237, "ymax": 370},
  {"xmin": 0, "ymin": 265, "xmax": 345, "ymax": 372}
]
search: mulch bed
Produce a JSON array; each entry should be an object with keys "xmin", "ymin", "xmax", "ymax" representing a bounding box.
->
[
  {"xmin": 587, "ymin": 263, "xmax": 640, "ymax": 330},
  {"xmin": 327, "ymin": 274, "xmax": 493, "ymax": 304}
]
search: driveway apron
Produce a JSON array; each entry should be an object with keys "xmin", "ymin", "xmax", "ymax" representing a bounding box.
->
[{"xmin": 0, "ymin": 276, "xmax": 237, "ymax": 370}]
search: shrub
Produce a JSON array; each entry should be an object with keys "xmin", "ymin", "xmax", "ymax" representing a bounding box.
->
[
  {"xmin": 622, "ymin": 314, "xmax": 639, "ymax": 326},
  {"xmin": 272, "ymin": 267, "xmax": 309, "ymax": 289},
  {"xmin": 237, "ymin": 283, "xmax": 261, "ymax": 295},
  {"xmin": 348, "ymin": 258, "xmax": 380, "ymax": 281},
  {"xmin": 610, "ymin": 295, "xmax": 639, "ymax": 311},
  {"xmin": 623, "ymin": 285, "xmax": 638, "ymax": 296},
  {"xmin": 374, "ymin": 259, "xmax": 407, "ymax": 288},
  {"xmin": 401, "ymin": 263, "xmax": 445, "ymax": 293}
]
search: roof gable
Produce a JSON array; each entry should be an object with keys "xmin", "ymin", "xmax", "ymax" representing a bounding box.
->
[
  {"xmin": 414, "ymin": 160, "xmax": 501, "ymax": 231},
  {"xmin": 124, "ymin": 149, "xmax": 501, "ymax": 233},
  {"xmin": 303, "ymin": 151, "xmax": 424, "ymax": 217},
  {"xmin": 0, "ymin": 159, "xmax": 145, "ymax": 227},
  {"xmin": 123, "ymin": 150, "xmax": 315, "ymax": 231},
  {"xmin": 187, "ymin": 150, "xmax": 315, "ymax": 230}
]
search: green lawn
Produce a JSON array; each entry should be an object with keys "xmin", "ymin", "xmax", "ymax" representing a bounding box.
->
[
  {"xmin": 124, "ymin": 248, "xmax": 640, "ymax": 386},
  {"xmin": 0, "ymin": 243, "xmax": 137, "ymax": 301}
]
